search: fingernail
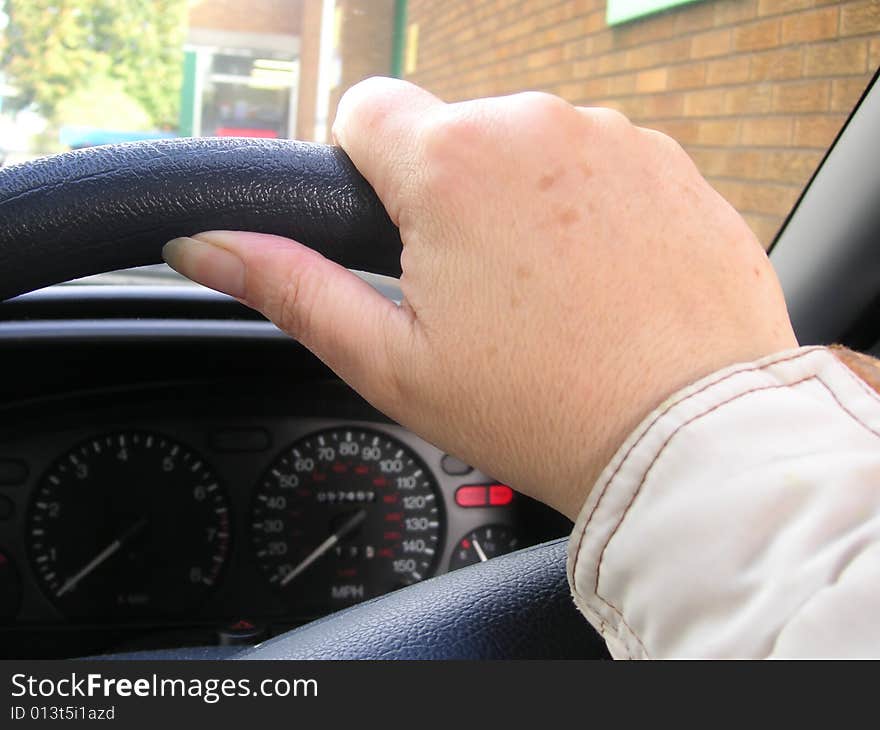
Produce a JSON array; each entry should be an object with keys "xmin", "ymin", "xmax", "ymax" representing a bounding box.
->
[{"xmin": 162, "ymin": 236, "xmax": 246, "ymax": 299}]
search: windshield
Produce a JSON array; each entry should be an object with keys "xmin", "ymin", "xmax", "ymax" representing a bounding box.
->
[{"xmin": 0, "ymin": 0, "xmax": 877, "ymax": 286}]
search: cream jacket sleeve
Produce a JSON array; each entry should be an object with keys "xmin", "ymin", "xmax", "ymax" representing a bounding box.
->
[{"xmin": 567, "ymin": 346, "xmax": 880, "ymax": 659}]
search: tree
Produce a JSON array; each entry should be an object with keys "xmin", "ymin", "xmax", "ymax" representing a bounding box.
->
[{"xmin": 1, "ymin": 0, "xmax": 188, "ymax": 128}]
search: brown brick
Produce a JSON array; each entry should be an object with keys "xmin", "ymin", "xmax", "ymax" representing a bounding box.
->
[
  {"xmin": 568, "ymin": 77, "xmax": 610, "ymax": 100},
  {"xmin": 761, "ymin": 150, "xmax": 824, "ymax": 184},
  {"xmin": 733, "ymin": 18, "xmax": 781, "ymax": 51},
  {"xmin": 667, "ymin": 62, "xmax": 708, "ymax": 90},
  {"xmin": 636, "ymin": 68, "xmax": 668, "ymax": 93},
  {"xmin": 720, "ymin": 149, "xmax": 766, "ymax": 179},
  {"xmin": 757, "ymin": 0, "xmax": 813, "ymax": 17},
  {"xmin": 725, "ymin": 85, "xmax": 774, "ymax": 114},
  {"xmin": 742, "ymin": 183, "xmax": 801, "ymax": 217},
  {"xmin": 626, "ymin": 38, "xmax": 691, "ymax": 68},
  {"xmin": 804, "ymin": 40, "xmax": 869, "ymax": 77},
  {"xmin": 649, "ymin": 120, "xmax": 701, "ymax": 146},
  {"xmin": 190, "ymin": 0, "xmax": 300, "ymax": 35},
  {"xmin": 831, "ymin": 76, "xmax": 871, "ymax": 111},
  {"xmin": 707, "ymin": 56, "xmax": 751, "ymax": 85},
  {"xmin": 673, "ymin": 0, "xmax": 716, "ymax": 33},
  {"xmin": 714, "ymin": 0, "xmax": 758, "ymax": 26},
  {"xmin": 871, "ymin": 39, "xmax": 880, "ymax": 70},
  {"xmin": 750, "ymin": 48, "xmax": 803, "ymax": 81},
  {"xmin": 691, "ymin": 28, "xmax": 732, "ymax": 59},
  {"xmin": 781, "ymin": 7, "xmax": 839, "ymax": 44},
  {"xmin": 689, "ymin": 148, "xmax": 726, "ymax": 177},
  {"xmin": 841, "ymin": 0, "xmax": 880, "ymax": 37},
  {"xmin": 741, "ymin": 117, "xmax": 793, "ymax": 146},
  {"xmin": 609, "ymin": 73, "xmax": 638, "ymax": 96},
  {"xmin": 773, "ymin": 80, "xmax": 831, "ymax": 112},
  {"xmin": 793, "ymin": 115, "xmax": 847, "ymax": 148},
  {"xmin": 597, "ymin": 50, "xmax": 629, "ymax": 75},
  {"xmin": 640, "ymin": 93, "xmax": 685, "ymax": 119},
  {"xmin": 696, "ymin": 119, "xmax": 741, "ymax": 145},
  {"xmin": 742, "ymin": 213, "xmax": 782, "ymax": 248},
  {"xmin": 684, "ymin": 88, "xmax": 728, "ymax": 116}
]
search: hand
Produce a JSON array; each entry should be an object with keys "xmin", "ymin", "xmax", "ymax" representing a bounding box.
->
[{"xmin": 163, "ymin": 78, "xmax": 797, "ymax": 520}]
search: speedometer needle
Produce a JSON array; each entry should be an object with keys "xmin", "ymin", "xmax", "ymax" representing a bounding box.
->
[
  {"xmin": 280, "ymin": 510, "xmax": 367, "ymax": 588},
  {"xmin": 55, "ymin": 518, "xmax": 147, "ymax": 598}
]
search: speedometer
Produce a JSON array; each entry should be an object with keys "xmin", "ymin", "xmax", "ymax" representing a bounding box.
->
[{"xmin": 251, "ymin": 427, "xmax": 443, "ymax": 612}]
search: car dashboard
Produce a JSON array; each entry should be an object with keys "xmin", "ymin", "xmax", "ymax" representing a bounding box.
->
[{"xmin": 0, "ymin": 280, "xmax": 570, "ymax": 659}]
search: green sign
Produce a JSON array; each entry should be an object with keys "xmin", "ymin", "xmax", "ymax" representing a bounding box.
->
[{"xmin": 607, "ymin": 0, "xmax": 704, "ymax": 26}]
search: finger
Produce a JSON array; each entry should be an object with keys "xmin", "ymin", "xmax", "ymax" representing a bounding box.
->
[
  {"xmin": 332, "ymin": 77, "xmax": 443, "ymax": 223},
  {"xmin": 162, "ymin": 230, "xmax": 414, "ymax": 412}
]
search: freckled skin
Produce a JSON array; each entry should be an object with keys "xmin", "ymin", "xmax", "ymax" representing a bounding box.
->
[
  {"xmin": 538, "ymin": 174, "xmax": 556, "ymax": 191},
  {"xmin": 558, "ymin": 207, "xmax": 580, "ymax": 226},
  {"xmin": 172, "ymin": 80, "xmax": 799, "ymax": 520}
]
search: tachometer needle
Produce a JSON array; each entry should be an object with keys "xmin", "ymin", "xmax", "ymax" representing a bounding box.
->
[
  {"xmin": 55, "ymin": 519, "xmax": 147, "ymax": 598},
  {"xmin": 472, "ymin": 538, "xmax": 489, "ymax": 563},
  {"xmin": 280, "ymin": 509, "xmax": 367, "ymax": 587}
]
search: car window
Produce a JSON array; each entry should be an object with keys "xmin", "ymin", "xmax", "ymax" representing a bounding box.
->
[{"xmin": 0, "ymin": 0, "xmax": 878, "ymax": 284}]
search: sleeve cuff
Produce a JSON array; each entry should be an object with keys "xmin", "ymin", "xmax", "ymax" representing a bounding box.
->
[{"xmin": 566, "ymin": 345, "xmax": 880, "ymax": 658}]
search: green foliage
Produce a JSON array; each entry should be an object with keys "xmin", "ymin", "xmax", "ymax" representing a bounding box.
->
[{"xmin": 1, "ymin": 0, "xmax": 188, "ymax": 128}]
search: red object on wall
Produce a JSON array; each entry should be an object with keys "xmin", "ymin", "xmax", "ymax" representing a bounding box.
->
[{"xmin": 214, "ymin": 127, "xmax": 279, "ymax": 138}]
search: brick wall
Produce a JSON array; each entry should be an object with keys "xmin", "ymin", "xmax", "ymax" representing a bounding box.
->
[
  {"xmin": 403, "ymin": 0, "xmax": 880, "ymax": 247},
  {"xmin": 296, "ymin": 0, "xmax": 324, "ymax": 141},
  {"xmin": 189, "ymin": 0, "xmax": 302, "ymax": 36},
  {"xmin": 329, "ymin": 0, "xmax": 397, "ymax": 120}
]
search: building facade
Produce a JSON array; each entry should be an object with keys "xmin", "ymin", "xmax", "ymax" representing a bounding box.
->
[{"xmin": 189, "ymin": 0, "xmax": 880, "ymax": 248}]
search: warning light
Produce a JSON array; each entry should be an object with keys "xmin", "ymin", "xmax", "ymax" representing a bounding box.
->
[
  {"xmin": 489, "ymin": 484, "xmax": 514, "ymax": 506},
  {"xmin": 455, "ymin": 486, "xmax": 487, "ymax": 507},
  {"xmin": 455, "ymin": 484, "xmax": 515, "ymax": 508},
  {"xmin": 230, "ymin": 619, "xmax": 255, "ymax": 631}
]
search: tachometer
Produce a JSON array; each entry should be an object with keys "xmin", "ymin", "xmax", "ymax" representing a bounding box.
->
[
  {"xmin": 27, "ymin": 431, "xmax": 231, "ymax": 618},
  {"xmin": 251, "ymin": 427, "xmax": 443, "ymax": 611}
]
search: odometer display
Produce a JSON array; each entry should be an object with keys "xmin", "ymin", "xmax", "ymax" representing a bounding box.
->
[
  {"xmin": 27, "ymin": 431, "xmax": 231, "ymax": 619},
  {"xmin": 251, "ymin": 427, "xmax": 443, "ymax": 611}
]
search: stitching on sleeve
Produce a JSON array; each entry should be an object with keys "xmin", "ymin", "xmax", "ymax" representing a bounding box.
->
[
  {"xmin": 593, "ymin": 377, "xmax": 817, "ymax": 629},
  {"xmin": 568, "ymin": 349, "xmax": 821, "ymax": 657},
  {"xmin": 814, "ymin": 377, "xmax": 880, "ymax": 439},
  {"xmin": 834, "ymin": 355, "xmax": 880, "ymax": 408},
  {"xmin": 570, "ymin": 348, "xmax": 820, "ymax": 586},
  {"xmin": 594, "ymin": 372, "xmax": 880, "ymax": 654}
]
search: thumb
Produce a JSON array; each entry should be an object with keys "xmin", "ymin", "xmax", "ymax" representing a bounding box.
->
[{"xmin": 162, "ymin": 230, "xmax": 414, "ymax": 411}]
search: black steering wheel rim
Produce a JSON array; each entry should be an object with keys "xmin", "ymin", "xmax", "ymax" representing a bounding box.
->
[{"xmin": 0, "ymin": 139, "xmax": 606, "ymax": 659}]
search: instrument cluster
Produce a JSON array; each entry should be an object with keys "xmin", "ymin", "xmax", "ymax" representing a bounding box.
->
[{"xmin": 0, "ymin": 385, "xmax": 568, "ymax": 656}]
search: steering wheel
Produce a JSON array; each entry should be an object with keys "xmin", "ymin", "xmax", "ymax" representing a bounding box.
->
[{"xmin": 0, "ymin": 138, "xmax": 607, "ymax": 659}]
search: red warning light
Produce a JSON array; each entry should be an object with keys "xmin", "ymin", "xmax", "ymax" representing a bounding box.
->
[
  {"xmin": 455, "ymin": 484, "xmax": 514, "ymax": 507},
  {"xmin": 455, "ymin": 486, "xmax": 487, "ymax": 507},
  {"xmin": 489, "ymin": 484, "xmax": 514, "ymax": 506}
]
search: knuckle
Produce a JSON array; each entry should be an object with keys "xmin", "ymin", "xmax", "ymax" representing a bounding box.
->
[
  {"xmin": 418, "ymin": 108, "xmax": 481, "ymax": 195},
  {"xmin": 510, "ymin": 90, "xmax": 573, "ymax": 119},
  {"xmin": 420, "ymin": 107, "xmax": 480, "ymax": 165},
  {"xmin": 275, "ymin": 262, "xmax": 323, "ymax": 341},
  {"xmin": 580, "ymin": 106, "xmax": 633, "ymax": 135}
]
